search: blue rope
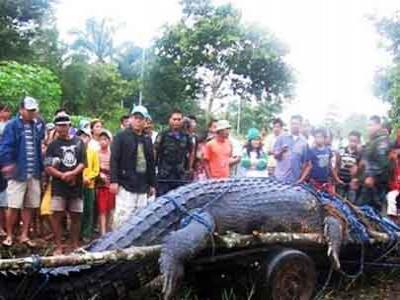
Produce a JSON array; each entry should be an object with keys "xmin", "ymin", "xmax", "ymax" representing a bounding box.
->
[{"xmin": 163, "ymin": 180, "xmax": 233, "ymax": 233}]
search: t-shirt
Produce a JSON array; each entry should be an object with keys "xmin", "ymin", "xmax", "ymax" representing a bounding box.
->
[
  {"xmin": 273, "ymin": 134, "xmax": 309, "ymax": 183},
  {"xmin": 203, "ymin": 139, "xmax": 232, "ymax": 179},
  {"xmin": 45, "ymin": 137, "xmax": 86, "ymax": 198},
  {"xmin": 24, "ymin": 123, "xmax": 35, "ymax": 177},
  {"xmin": 239, "ymin": 149, "xmax": 268, "ymax": 177},
  {"xmin": 337, "ymin": 147, "xmax": 361, "ymax": 183},
  {"xmin": 308, "ymin": 146, "xmax": 332, "ymax": 183},
  {"xmin": 136, "ymin": 141, "xmax": 147, "ymax": 174}
]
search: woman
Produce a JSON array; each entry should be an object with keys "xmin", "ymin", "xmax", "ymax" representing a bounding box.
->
[
  {"xmin": 239, "ymin": 128, "xmax": 268, "ymax": 177},
  {"xmin": 88, "ymin": 119, "xmax": 103, "ymax": 151}
]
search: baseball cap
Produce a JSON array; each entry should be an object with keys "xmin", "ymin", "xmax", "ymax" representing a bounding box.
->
[
  {"xmin": 21, "ymin": 96, "xmax": 39, "ymax": 111},
  {"xmin": 131, "ymin": 105, "xmax": 149, "ymax": 118},
  {"xmin": 99, "ymin": 129, "xmax": 113, "ymax": 140},
  {"xmin": 215, "ymin": 120, "xmax": 231, "ymax": 132},
  {"xmin": 54, "ymin": 112, "xmax": 71, "ymax": 126},
  {"xmin": 77, "ymin": 127, "xmax": 91, "ymax": 137},
  {"xmin": 247, "ymin": 128, "xmax": 261, "ymax": 141}
]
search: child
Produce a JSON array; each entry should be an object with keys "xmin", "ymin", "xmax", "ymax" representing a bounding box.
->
[
  {"xmin": 97, "ymin": 130, "xmax": 115, "ymax": 235},
  {"xmin": 239, "ymin": 128, "xmax": 268, "ymax": 177},
  {"xmin": 336, "ymin": 131, "xmax": 362, "ymax": 201},
  {"xmin": 302, "ymin": 128, "xmax": 343, "ymax": 193},
  {"xmin": 78, "ymin": 127, "xmax": 99, "ymax": 242}
]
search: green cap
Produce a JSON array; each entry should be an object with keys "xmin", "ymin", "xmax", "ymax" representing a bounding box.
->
[{"xmin": 247, "ymin": 128, "xmax": 261, "ymax": 141}]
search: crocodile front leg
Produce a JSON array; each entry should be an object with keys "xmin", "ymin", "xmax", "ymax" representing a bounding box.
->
[
  {"xmin": 159, "ymin": 211, "xmax": 216, "ymax": 300},
  {"xmin": 324, "ymin": 216, "xmax": 343, "ymax": 269}
]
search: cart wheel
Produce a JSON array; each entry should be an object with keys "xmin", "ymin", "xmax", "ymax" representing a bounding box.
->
[{"xmin": 262, "ymin": 248, "xmax": 316, "ymax": 300}]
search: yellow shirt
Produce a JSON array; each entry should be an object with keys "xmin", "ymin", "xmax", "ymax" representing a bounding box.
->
[{"xmin": 83, "ymin": 148, "xmax": 100, "ymax": 189}]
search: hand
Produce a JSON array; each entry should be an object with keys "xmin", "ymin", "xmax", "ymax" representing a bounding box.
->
[
  {"xmin": 1, "ymin": 164, "xmax": 15, "ymax": 178},
  {"xmin": 110, "ymin": 183, "xmax": 119, "ymax": 195},
  {"xmin": 83, "ymin": 177, "xmax": 91, "ymax": 186},
  {"xmin": 337, "ymin": 179, "xmax": 345, "ymax": 186},
  {"xmin": 61, "ymin": 171, "xmax": 75, "ymax": 183},
  {"xmin": 148, "ymin": 186, "xmax": 156, "ymax": 197},
  {"xmin": 364, "ymin": 177, "xmax": 375, "ymax": 188}
]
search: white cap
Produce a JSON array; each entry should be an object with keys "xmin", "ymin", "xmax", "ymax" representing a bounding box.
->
[
  {"xmin": 21, "ymin": 96, "xmax": 39, "ymax": 111},
  {"xmin": 215, "ymin": 120, "xmax": 231, "ymax": 131}
]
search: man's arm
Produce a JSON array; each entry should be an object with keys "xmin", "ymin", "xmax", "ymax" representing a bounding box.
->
[
  {"xmin": 202, "ymin": 143, "xmax": 212, "ymax": 178},
  {"xmin": 110, "ymin": 133, "xmax": 121, "ymax": 194},
  {"xmin": 273, "ymin": 136, "xmax": 287, "ymax": 161},
  {"xmin": 0, "ymin": 122, "xmax": 16, "ymax": 175},
  {"xmin": 146, "ymin": 137, "xmax": 157, "ymax": 191},
  {"xmin": 297, "ymin": 161, "xmax": 311, "ymax": 183}
]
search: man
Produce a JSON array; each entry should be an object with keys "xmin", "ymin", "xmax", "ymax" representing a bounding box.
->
[
  {"xmin": 144, "ymin": 117, "xmax": 158, "ymax": 144},
  {"xmin": 359, "ymin": 115, "xmax": 390, "ymax": 211},
  {"xmin": 273, "ymin": 115, "xmax": 310, "ymax": 184},
  {"xmin": 336, "ymin": 131, "xmax": 362, "ymax": 200},
  {"xmin": 302, "ymin": 128, "xmax": 343, "ymax": 193},
  {"xmin": 154, "ymin": 109, "xmax": 194, "ymax": 196},
  {"xmin": 203, "ymin": 120, "xmax": 234, "ymax": 179},
  {"xmin": 45, "ymin": 113, "xmax": 86, "ymax": 255},
  {"xmin": 265, "ymin": 118, "xmax": 284, "ymax": 176},
  {"xmin": 0, "ymin": 97, "xmax": 45, "ymax": 247},
  {"xmin": 120, "ymin": 115, "xmax": 130, "ymax": 130},
  {"xmin": 110, "ymin": 105, "xmax": 156, "ymax": 228},
  {"xmin": 0, "ymin": 104, "xmax": 10, "ymax": 236}
]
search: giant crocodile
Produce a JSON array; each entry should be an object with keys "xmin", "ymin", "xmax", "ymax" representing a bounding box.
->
[{"xmin": 0, "ymin": 177, "xmax": 343, "ymax": 300}]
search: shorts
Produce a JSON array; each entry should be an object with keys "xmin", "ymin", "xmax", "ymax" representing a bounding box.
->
[
  {"xmin": 0, "ymin": 191, "xmax": 7, "ymax": 208},
  {"xmin": 97, "ymin": 186, "xmax": 115, "ymax": 214},
  {"xmin": 51, "ymin": 196, "xmax": 83, "ymax": 213},
  {"xmin": 7, "ymin": 178, "xmax": 41, "ymax": 209},
  {"xmin": 113, "ymin": 187, "xmax": 149, "ymax": 229}
]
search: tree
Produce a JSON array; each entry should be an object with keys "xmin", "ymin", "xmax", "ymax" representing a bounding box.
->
[
  {"xmin": 374, "ymin": 13, "xmax": 400, "ymax": 121},
  {"xmin": 226, "ymin": 100, "xmax": 281, "ymax": 135},
  {"xmin": 84, "ymin": 63, "xmax": 135, "ymax": 129},
  {"xmin": 0, "ymin": 61, "xmax": 61, "ymax": 120},
  {"xmin": 0, "ymin": 0, "xmax": 56, "ymax": 61},
  {"xmin": 60, "ymin": 55, "xmax": 91, "ymax": 115},
  {"xmin": 70, "ymin": 17, "xmax": 118, "ymax": 63},
  {"xmin": 151, "ymin": 0, "xmax": 295, "ymax": 122}
]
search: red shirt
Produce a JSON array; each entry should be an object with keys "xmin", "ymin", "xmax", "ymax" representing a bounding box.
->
[{"xmin": 203, "ymin": 138, "xmax": 232, "ymax": 179}]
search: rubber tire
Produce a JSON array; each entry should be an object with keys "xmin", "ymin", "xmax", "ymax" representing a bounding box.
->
[{"xmin": 262, "ymin": 248, "xmax": 317, "ymax": 300}]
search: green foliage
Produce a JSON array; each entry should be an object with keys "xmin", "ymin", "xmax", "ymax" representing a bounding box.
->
[
  {"xmin": 151, "ymin": 0, "xmax": 295, "ymax": 123},
  {"xmin": 70, "ymin": 17, "xmax": 117, "ymax": 63},
  {"xmin": 0, "ymin": 61, "xmax": 61, "ymax": 120},
  {"xmin": 85, "ymin": 63, "xmax": 133, "ymax": 129},
  {"xmin": 0, "ymin": 0, "xmax": 55, "ymax": 61},
  {"xmin": 226, "ymin": 100, "xmax": 281, "ymax": 136},
  {"xmin": 374, "ymin": 12, "xmax": 400, "ymax": 123}
]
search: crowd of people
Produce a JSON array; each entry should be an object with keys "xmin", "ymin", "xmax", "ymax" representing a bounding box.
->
[{"xmin": 0, "ymin": 96, "xmax": 399, "ymax": 255}]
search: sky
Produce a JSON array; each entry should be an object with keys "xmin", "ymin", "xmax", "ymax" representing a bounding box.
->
[{"xmin": 56, "ymin": 0, "xmax": 400, "ymax": 124}]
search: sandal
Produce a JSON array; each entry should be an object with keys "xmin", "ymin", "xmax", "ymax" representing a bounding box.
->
[
  {"xmin": 2, "ymin": 237, "xmax": 12, "ymax": 247},
  {"xmin": 20, "ymin": 238, "xmax": 37, "ymax": 248}
]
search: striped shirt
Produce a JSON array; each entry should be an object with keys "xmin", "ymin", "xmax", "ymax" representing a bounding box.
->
[
  {"xmin": 24, "ymin": 123, "xmax": 35, "ymax": 177},
  {"xmin": 337, "ymin": 147, "xmax": 361, "ymax": 183}
]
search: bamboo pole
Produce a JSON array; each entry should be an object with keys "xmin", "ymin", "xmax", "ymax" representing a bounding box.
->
[
  {"xmin": 0, "ymin": 231, "xmax": 394, "ymax": 272},
  {"xmin": 0, "ymin": 245, "xmax": 161, "ymax": 271}
]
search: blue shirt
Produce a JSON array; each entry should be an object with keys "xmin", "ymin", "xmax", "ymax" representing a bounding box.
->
[
  {"xmin": 308, "ymin": 146, "xmax": 332, "ymax": 183},
  {"xmin": 273, "ymin": 134, "xmax": 309, "ymax": 183}
]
